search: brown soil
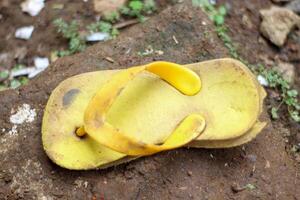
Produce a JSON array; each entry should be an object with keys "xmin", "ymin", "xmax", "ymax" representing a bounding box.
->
[
  {"xmin": 0, "ymin": 1, "xmax": 299, "ymax": 200},
  {"xmin": 0, "ymin": 0, "xmax": 91, "ymax": 70},
  {"xmin": 0, "ymin": 0, "xmax": 173, "ymax": 71}
]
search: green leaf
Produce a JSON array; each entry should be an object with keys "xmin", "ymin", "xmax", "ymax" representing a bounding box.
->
[
  {"xmin": 290, "ymin": 110, "xmax": 300, "ymax": 122},
  {"xmin": 287, "ymin": 89, "xmax": 298, "ymax": 98},
  {"xmin": 143, "ymin": 0, "xmax": 156, "ymax": 14},
  {"xmin": 19, "ymin": 77, "xmax": 29, "ymax": 85},
  {"xmin": 218, "ymin": 6, "xmax": 227, "ymax": 16},
  {"xmin": 99, "ymin": 22, "xmax": 112, "ymax": 33},
  {"xmin": 138, "ymin": 15, "xmax": 146, "ymax": 22},
  {"xmin": 129, "ymin": 1, "xmax": 143, "ymax": 12},
  {"xmin": 57, "ymin": 50, "xmax": 71, "ymax": 57},
  {"xmin": 10, "ymin": 79, "xmax": 21, "ymax": 89},
  {"xmin": 12, "ymin": 64, "xmax": 25, "ymax": 71},
  {"xmin": 214, "ymin": 15, "xmax": 224, "ymax": 25},
  {"xmin": 120, "ymin": 6, "xmax": 130, "ymax": 15},
  {"xmin": 111, "ymin": 28, "xmax": 119, "ymax": 37},
  {"xmin": 0, "ymin": 70, "xmax": 9, "ymax": 79},
  {"xmin": 271, "ymin": 107, "xmax": 279, "ymax": 119}
]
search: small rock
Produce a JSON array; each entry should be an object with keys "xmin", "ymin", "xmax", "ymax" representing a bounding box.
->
[
  {"xmin": 286, "ymin": 0, "xmax": 300, "ymax": 14},
  {"xmin": 257, "ymin": 75, "xmax": 269, "ymax": 86},
  {"xmin": 86, "ymin": 32, "xmax": 110, "ymax": 42},
  {"xmin": 83, "ymin": 181, "xmax": 88, "ymax": 188},
  {"xmin": 187, "ymin": 171, "xmax": 192, "ymax": 176},
  {"xmin": 274, "ymin": 61, "xmax": 295, "ymax": 83},
  {"xmin": 15, "ymin": 26, "xmax": 34, "ymax": 40},
  {"xmin": 26, "ymin": 57, "xmax": 50, "ymax": 78},
  {"xmin": 34, "ymin": 57, "xmax": 49, "ymax": 69},
  {"xmin": 21, "ymin": 0, "xmax": 45, "ymax": 16},
  {"xmin": 28, "ymin": 69, "xmax": 44, "ymax": 78},
  {"xmin": 260, "ymin": 6, "xmax": 300, "ymax": 46},
  {"xmin": 11, "ymin": 67, "xmax": 35, "ymax": 77},
  {"xmin": 93, "ymin": 0, "xmax": 126, "ymax": 14}
]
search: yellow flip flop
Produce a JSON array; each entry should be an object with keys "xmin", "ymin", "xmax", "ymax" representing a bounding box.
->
[{"xmin": 42, "ymin": 58, "xmax": 266, "ymax": 170}]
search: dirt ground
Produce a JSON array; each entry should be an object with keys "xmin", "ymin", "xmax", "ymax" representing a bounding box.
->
[
  {"xmin": 0, "ymin": 0, "xmax": 300, "ymax": 200},
  {"xmin": 0, "ymin": 0, "xmax": 172, "ymax": 71}
]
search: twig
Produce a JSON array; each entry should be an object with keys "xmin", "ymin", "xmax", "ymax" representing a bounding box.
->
[
  {"xmin": 172, "ymin": 35, "xmax": 179, "ymax": 44},
  {"xmin": 113, "ymin": 19, "xmax": 140, "ymax": 29},
  {"xmin": 104, "ymin": 57, "xmax": 115, "ymax": 63}
]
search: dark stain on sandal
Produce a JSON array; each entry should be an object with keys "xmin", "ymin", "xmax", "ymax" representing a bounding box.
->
[{"xmin": 62, "ymin": 88, "xmax": 80, "ymax": 108}]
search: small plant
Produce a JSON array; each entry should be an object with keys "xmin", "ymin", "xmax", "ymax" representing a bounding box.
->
[
  {"xmin": 104, "ymin": 11, "xmax": 120, "ymax": 23},
  {"xmin": 120, "ymin": 0, "xmax": 156, "ymax": 21},
  {"xmin": 10, "ymin": 64, "xmax": 29, "ymax": 89},
  {"xmin": 0, "ymin": 70, "xmax": 9, "ymax": 79},
  {"xmin": 0, "ymin": 64, "xmax": 29, "ymax": 91},
  {"xmin": 53, "ymin": 18, "xmax": 86, "ymax": 56},
  {"xmin": 143, "ymin": 0, "xmax": 156, "ymax": 14},
  {"xmin": 192, "ymin": 0, "xmax": 227, "ymax": 25},
  {"xmin": 192, "ymin": 0, "xmax": 300, "ymax": 123},
  {"xmin": 215, "ymin": 26, "xmax": 239, "ymax": 59},
  {"xmin": 257, "ymin": 67, "xmax": 300, "ymax": 122},
  {"xmin": 53, "ymin": 1, "xmax": 157, "ymax": 57},
  {"xmin": 86, "ymin": 21, "xmax": 119, "ymax": 38}
]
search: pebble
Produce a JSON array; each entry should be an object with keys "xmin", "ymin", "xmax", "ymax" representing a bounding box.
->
[
  {"xmin": 15, "ymin": 26, "xmax": 34, "ymax": 40},
  {"xmin": 34, "ymin": 57, "xmax": 49, "ymax": 69},
  {"xmin": 257, "ymin": 75, "xmax": 268, "ymax": 86},
  {"xmin": 260, "ymin": 6, "xmax": 300, "ymax": 47},
  {"xmin": 86, "ymin": 32, "xmax": 110, "ymax": 42},
  {"xmin": 21, "ymin": 0, "xmax": 45, "ymax": 16},
  {"xmin": 11, "ymin": 67, "xmax": 35, "ymax": 78}
]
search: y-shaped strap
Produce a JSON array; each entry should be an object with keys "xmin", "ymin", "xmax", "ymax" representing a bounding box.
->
[{"xmin": 79, "ymin": 61, "xmax": 205, "ymax": 156}]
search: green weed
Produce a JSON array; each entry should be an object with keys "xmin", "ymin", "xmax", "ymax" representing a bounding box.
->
[
  {"xmin": 86, "ymin": 21, "xmax": 119, "ymax": 37},
  {"xmin": 53, "ymin": 18, "xmax": 87, "ymax": 56},
  {"xmin": 192, "ymin": 0, "xmax": 300, "ymax": 122},
  {"xmin": 0, "ymin": 64, "xmax": 29, "ymax": 91},
  {"xmin": 121, "ymin": 0, "xmax": 156, "ymax": 21}
]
